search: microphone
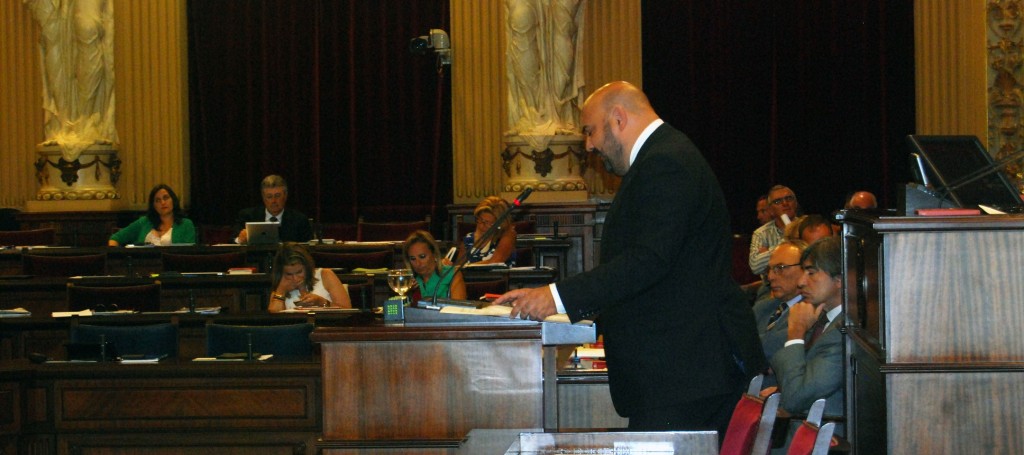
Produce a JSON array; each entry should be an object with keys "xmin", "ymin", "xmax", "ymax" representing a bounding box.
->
[{"xmin": 512, "ymin": 187, "xmax": 533, "ymax": 207}]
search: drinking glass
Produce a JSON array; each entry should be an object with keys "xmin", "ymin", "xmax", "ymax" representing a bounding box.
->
[{"xmin": 387, "ymin": 269, "xmax": 415, "ymax": 304}]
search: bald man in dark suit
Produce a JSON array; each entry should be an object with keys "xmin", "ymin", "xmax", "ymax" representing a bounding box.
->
[{"xmin": 496, "ymin": 81, "xmax": 765, "ymax": 435}]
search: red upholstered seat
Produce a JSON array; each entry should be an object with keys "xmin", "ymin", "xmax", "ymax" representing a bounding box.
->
[
  {"xmin": 23, "ymin": 253, "xmax": 107, "ymax": 277},
  {"xmin": 312, "ymin": 250, "xmax": 392, "ymax": 271},
  {"xmin": 785, "ymin": 399, "xmax": 836, "ymax": 455},
  {"xmin": 720, "ymin": 374, "xmax": 780, "ymax": 455},
  {"xmin": 0, "ymin": 228, "xmax": 57, "ymax": 246},
  {"xmin": 357, "ymin": 220, "xmax": 429, "ymax": 242}
]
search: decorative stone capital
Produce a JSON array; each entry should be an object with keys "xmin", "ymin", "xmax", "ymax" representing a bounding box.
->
[{"xmin": 32, "ymin": 144, "xmax": 121, "ymax": 204}]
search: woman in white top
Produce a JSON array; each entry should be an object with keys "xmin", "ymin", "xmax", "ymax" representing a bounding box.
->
[{"xmin": 268, "ymin": 243, "xmax": 351, "ymax": 312}]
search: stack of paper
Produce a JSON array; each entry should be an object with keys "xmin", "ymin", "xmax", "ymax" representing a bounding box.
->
[{"xmin": 0, "ymin": 307, "xmax": 31, "ymax": 318}]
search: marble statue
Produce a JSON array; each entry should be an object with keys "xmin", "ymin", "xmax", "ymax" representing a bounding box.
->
[
  {"xmin": 24, "ymin": 0, "xmax": 118, "ymax": 161},
  {"xmin": 505, "ymin": 0, "xmax": 585, "ymax": 151}
]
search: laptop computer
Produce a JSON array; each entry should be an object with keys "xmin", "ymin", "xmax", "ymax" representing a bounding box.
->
[
  {"xmin": 906, "ymin": 135, "xmax": 1024, "ymax": 213},
  {"xmin": 246, "ymin": 222, "xmax": 280, "ymax": 245}
]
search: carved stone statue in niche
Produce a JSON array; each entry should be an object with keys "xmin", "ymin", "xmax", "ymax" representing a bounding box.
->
[
  {"xmin": 24, "ymin": 0, "xmax": 121, "ymax": 208},
  {"xmin": 503, "ymin": 0, "xmax": 589, "ymax": 202}
]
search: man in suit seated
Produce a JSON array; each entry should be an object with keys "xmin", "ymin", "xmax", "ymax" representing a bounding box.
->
[
  {"xmin": 770, "ymin": 236, "xmax": 845, "ymax": 438},
  {"xmin": 235, "ymin": 175, "xmax": 313, "ymax": 244},
  {"xmin": 751, "ymin": 239, "xmax": 808, "ymax": 378}
]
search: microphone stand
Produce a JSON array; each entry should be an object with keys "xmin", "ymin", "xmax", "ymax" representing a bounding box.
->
[{"xmin": 429, "ymin": 189, "xmax": 533, "ymax": 307}]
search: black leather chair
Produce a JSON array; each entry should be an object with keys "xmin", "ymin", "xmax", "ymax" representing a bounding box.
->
[
  {"xmin": 67, "ymin": 282, "xmax": 162, "ymax": 313},
  {"xmin": 342, "ymin": 276, "xmax": 375, "ymax": 309},
  {"xmin": 161, "ymin": 251, "xmax": 248, "ymax": 273},
  {"xmin": 70, "ymin": 323, "xmax": 178, "ymax": 358},
  {"xmin": 205, "ymin": 322, "xmax": 314, "ymax": 357}
]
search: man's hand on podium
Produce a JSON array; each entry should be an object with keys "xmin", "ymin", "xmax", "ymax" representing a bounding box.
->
[{"xmin": 494, "ymin": 286, "xmax": 557, "ymax": 321}]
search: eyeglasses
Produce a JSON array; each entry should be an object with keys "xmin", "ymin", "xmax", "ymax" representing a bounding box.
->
[
  {"xmin": 770, "ymin": 195, "xmax": 796, "ymax": 206},
  {"xmin": 767, "ymin": 263, "xmax": 801, "ymax": 275}
]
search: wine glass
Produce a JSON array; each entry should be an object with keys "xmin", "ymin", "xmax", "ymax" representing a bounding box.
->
[{"xmin": 387, "ymin": 269, "xmax": 415, "ymax": 305}]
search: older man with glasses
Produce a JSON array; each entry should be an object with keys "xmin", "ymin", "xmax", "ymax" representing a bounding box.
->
[
  {"xmin": 751, "ymin": 239, "xmax": 808, "ymax": 386},
  {"xmin": 749, "ymin": 185, "xmax": 800, "ymax": 276}
]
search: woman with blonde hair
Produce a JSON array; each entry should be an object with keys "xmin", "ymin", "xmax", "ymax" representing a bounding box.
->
[
  {"xmin": 457, "ymin": 196, "xmax": 518, "ymax": 265},
  {"xmin": 403, "ymin": 230, "xmax": 466, "ymax": 302}
]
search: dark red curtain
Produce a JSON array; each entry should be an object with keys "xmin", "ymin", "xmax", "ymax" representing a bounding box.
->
[
  {"xmin": 187, "ymin": 0, "xmax": 452, "ymax": 229},
  {"xmin": 186, "ymin": 1, "xmax": 912, "ymax": 236},
  {"xmin": 642, "ymin": 1, "xmax": 915, "ymax": 234}
]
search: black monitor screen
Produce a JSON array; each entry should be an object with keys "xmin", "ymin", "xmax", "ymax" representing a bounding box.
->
[{"xmin": 906, "ymin": 135, "xmax": 1023, "ymax": 209}]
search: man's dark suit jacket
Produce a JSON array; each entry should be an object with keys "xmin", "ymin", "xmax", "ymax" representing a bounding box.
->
[
  {"xmin": 557, "ymin": 123, "xmax": 766, "ymax": 417},
  {"xmin": 235, "ymin": 207, "xmax": 313, "ymax": 243}
]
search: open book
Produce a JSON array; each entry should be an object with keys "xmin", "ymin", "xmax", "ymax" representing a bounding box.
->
[{"xmin": 439, "ymin": 304, "xmax": 575, "ymax": 324}]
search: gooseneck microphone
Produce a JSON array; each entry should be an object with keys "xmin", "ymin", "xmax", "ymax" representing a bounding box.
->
[
  {"xmin": 512, "ymin": 187, "xmax": 533, "ymax": 206},
  {"xmin": 428, "ymin": 188, "xmax": 534, "ymax": 307}
]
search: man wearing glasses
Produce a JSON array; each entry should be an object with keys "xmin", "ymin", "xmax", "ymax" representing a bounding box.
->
[
  {"xmin": 770, "ymin": 236, "xmax": 846, "ymax": 442},
  {"xmin": 751, "ymin": 240, "xmax": 807, "ymax": 375},
  {"xmin": 749, "ymin": 185, "xmax": 800, "ymax": 276}
]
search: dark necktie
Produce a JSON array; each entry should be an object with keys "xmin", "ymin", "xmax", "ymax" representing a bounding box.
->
[
  {"xmin": 805, "ymin": 311, "xmax": 829, "ymax": 349},
  {"xmin": 767, "ymin": 301, "xmax": 788, "ymax": 326},
  {"xmin": 269, "ymin": 216, "xmax": 278, "ymax": 222}
]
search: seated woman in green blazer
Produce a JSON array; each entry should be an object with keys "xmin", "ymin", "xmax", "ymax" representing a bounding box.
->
[{"xmin": 109, "ymin": 184, "xmax": 196, "ymax": 246}]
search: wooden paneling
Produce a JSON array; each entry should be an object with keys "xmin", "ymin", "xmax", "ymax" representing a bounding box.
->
[
  {"xmin": 556, "ymin": 382, "xmax": 627, "ymax": 430},
  {"xmin": 57, "ymin": 378, "xmax": 316, "ymax": 430},
  {"xmin": 321, "ymin": 336, "xmax": 543, "ymax": 440},
  {"xmin": 884, "ymin": 230, "xmax": 1024, "ymax": 362},
  {"xmin": 888, "ymin": 370, "xmax": 1024, "ymax": 454},
  {"xmin": 841, "ymin": 213, "xmax": 1024, "ymax": 454}
]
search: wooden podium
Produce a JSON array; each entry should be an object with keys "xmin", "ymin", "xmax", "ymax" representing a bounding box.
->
[
  {"xmin": 311, "ymin": 310, "xmax": 596, "ymax": 453},
  {"xmin": 838, "ymin": 212, "xmax": 1024, "ymax": 454}
]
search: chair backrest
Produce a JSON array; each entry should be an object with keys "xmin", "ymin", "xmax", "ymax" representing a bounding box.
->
[
  {"xmin": 70, "ymin": 323, "xmax": 178, "ymax": 357},
  {"xmin": 0, "ymin": 207, "xmax": 20, "ymax": 231},
  {"xmin": 311, "ymin": 250, "xmax": 392, "ymax": 271},
  {"xmin": 199, "ymin": 224, "xmax": 237, "ymax": 245},
  {"xmin": 785, "ymin": 399, "xmax": 836, "ymax": 455},
  {"xmin": 205, "ymin": 322, "xmax": 314, "ymax": 357},
  {"xmin": 513, "ymin": 219, "xmax": 536, "ymax": 235},
  {"xmin": 24, "ymin": 253, "xmax": 107, "ymax": 277},
  {"xmin": 720, "ymin": 374, "xmax": 781, "ymax": 455},
  {"xmin": 161, "ymin": 251, "xmax": 248, "ymax": 273},
  {"xmin": 344, "ymin": 279, "xmax": 374, "ymax": 310},
  {"xmin": 732, "ymin": 233, "xmax": 759, "ymax": 284},
  {"xmin": 0, "ymin": 228, "xmax": 57, "ymax": 246},
  {"xmin": 464, "ymin": 278, "xmax": 508, "ymax": 300},
  {"xmin": 321, "ymin": 222, "xmax": 358, "ymax": 241},
  {"xmin": 357, "ymin": 220, "xmax": 429, "ymax": 242},
  {"xmin": 67, "ymin": 282, "xmax": 162, "ymax": 312}
]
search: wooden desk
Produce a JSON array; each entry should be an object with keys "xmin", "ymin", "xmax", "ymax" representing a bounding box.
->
[
  {"xmin": 1, "ymin": 313, "xmax": 615, "ymax": 455},
  {"xmin": 312, "ymin": 316, "xmax": 596, "ymax": 453},
  {"xmin": 839, "ymin": 212, "xmax": 1024, "ymax": 454},
  {"xmin": 1, "ymin": 359, "xmax": 321, "ymax": 455}
]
